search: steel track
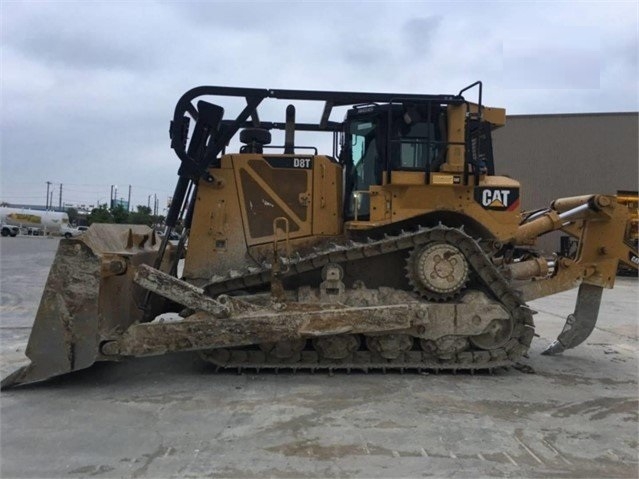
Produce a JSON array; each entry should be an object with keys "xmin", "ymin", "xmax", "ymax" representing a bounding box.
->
[{"xmin": 201, "ymin": 226, "xmax": 535, "ymax": 372}]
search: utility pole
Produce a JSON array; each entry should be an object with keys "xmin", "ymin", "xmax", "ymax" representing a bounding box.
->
[
  {"xmin": 45, "ymin": 181, "xmax": 52, "ymax": 209},
  {"xmin": 110, "ymin": 185, "xmax": 114, "ymax": 208},
  {"xmin": 58, "ymin": 184, "xmax": 62, "ymax": 210},
  {"xmin": 154, "ymin": 194, "xmax": 158, "ymax": 216},
  {"xmin": 49, "ymin": 191, "xmax": 53, "ymax": 210},
  {"xmin": 127, "ymin": 185, "xmax": 132, "ymax": 212}
]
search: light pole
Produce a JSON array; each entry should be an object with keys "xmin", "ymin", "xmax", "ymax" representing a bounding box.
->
[{"xmin": 45, "ymin": 181, "xmax": 52, "ymax": 209}]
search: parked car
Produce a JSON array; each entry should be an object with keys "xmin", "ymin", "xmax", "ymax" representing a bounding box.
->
[
  {"xmin": 1, "ymin": 224, "xmax": 19, "ymax": 237},
  {"xmin": 155, "ymin": 227, "xmax": 180, "ymax": 241},
  {"xmin": 26, "ymin": 227, "xmax": 44, "ymax": 236},
  {"xmin": 61, "ymin": 225, "xmax": 88, "ymax": 239}
]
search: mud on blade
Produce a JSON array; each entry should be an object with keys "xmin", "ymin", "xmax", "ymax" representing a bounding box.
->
[{"xmin": 1, "ymin": 224, "xmax": 160, "ymax": 389}]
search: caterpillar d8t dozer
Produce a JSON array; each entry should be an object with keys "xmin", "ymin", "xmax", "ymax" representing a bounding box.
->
[{"xmin": 3, "ymin": 82, "xmax": 637, "ymax": 389}]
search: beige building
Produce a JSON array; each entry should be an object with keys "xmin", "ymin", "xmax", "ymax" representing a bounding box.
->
[{"xmin": 492, "ymin": 112, "xmax": 638, "ymax": 252}]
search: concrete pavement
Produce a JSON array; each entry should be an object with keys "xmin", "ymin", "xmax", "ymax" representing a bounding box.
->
[{"xmin": 1, "ymin": 236, "xmax": 637, "ymax": 478}]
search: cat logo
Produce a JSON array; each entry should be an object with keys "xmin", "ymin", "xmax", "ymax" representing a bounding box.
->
[
  {"xmin": 630, "ymin": 252, "xmax": 639, "ymax": 265},
  {"xmin": 474, "ymin": 187, "xmax": 520, "ymax": 211}
]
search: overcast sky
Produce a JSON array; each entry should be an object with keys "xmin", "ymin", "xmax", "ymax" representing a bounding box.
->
[{"xmin": 1, "ymin": 1, "xmax": 637, "ymax": 212}]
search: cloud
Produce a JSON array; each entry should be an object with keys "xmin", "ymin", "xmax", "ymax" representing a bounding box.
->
[
  {"xmin": 2, "ymin": 3, "xmax": 166, "ymax": 72},
  {"xmin": 8, "ymin": 27, "xmax": 154, "ymax": 71},
  {"xmin": 504, "ymin": 47, "xmax": 601, "ymax": 89},
  {"xmin": 0, "ymin": 1, "xmax": 637, "ymax": 208},
  {"xmin": 402, "ymin": 16, "xmax": 442, "ymax": 55}
]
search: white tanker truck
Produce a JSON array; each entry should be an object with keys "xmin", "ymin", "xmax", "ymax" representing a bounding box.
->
[{"xmin": 0, "ymin": 207, "xmax": 69, "ymax": 236}]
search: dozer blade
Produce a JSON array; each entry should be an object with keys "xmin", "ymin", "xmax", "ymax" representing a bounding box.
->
[
  {"xmin": 542, "ymin": 283, "xmax": 603, "ymax": 355},
  {"xmin": 1, "ymin": 224, "xmax": 160, "ymax": 389}
]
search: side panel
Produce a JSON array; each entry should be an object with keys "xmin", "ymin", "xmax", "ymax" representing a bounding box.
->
[
  {"xmin": 349, "ymin": 173, "xmax": 522, "ymax": 241},
  {"xmin": 184, "ymin": 154, "xmax": 344, "ymax": 282},
  {"xmin": 312, "ymin": 156, "xmax": 343, "ymax": 236},
  {"xmin": 183, "ymin": 157, "xmax": 250, "ymax": 282},
  {"xmin": 442, "ymin": 104, "xmax": 467, "ymax": 173},
  {"xmin": 233, "ymin": 155, "xmax": 313, "ymax": 246}
]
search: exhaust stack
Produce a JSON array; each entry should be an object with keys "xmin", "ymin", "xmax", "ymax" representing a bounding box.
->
[{"xmin": 284, "ymin": 104, "xmax": 295, "ymax": 154}]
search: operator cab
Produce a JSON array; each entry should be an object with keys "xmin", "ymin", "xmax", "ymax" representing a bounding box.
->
[
  {"xmin": 343, "ymin": 102, "xmax": 446, "ymax": 218},
  {"xmin": 341, "ymin": 100, "xmax": 497, "ymax": 220}
]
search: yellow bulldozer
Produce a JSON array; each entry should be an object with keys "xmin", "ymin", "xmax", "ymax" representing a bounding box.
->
[{"xmin": 2, "ymin": 82, "xmax": 637, "ymax": 389}]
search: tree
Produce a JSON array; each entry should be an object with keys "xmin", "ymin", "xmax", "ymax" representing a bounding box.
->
[
  {"xmin": 111, "ymin": 204, "xmax": 129, "ymax": 224},
  {"xmin": 66, "ymin": 207, "xmax": 79, "ymax": 225},
  {"xmin": 129, "ymin": 205, "xmax": 153, "ymax": 225},
  {"xmin": 88, "ymin": 205, "xmax": 113, "ymax": 224},
  {"xmin": 85, "ymin": 204, "xmax": 158, "ymax": 226}
]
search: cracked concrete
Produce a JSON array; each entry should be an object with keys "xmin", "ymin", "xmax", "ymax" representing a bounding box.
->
[{"xmin": 0, "ymin": 237, "xmax": 637, "ymax": 478}]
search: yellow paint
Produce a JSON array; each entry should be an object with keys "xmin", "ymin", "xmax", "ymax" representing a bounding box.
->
[{"xmin": 8, "ymin": 213, "xmax": 42, "ymax": 224}]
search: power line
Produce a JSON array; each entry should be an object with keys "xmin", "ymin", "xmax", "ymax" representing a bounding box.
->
[{"xmin": 3, "ymin": 181, "xmax": 172, "ymax": 194}]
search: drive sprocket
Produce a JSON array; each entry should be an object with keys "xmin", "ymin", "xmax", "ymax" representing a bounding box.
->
[{"xmin": 406, "ymin": 242, "xmax": 469, "ymax": 301}]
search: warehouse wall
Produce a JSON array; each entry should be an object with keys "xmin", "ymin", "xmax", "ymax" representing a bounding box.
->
[{"xmin": 492, "ymin": 112, "xmax": 638, "ymax": 252}]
